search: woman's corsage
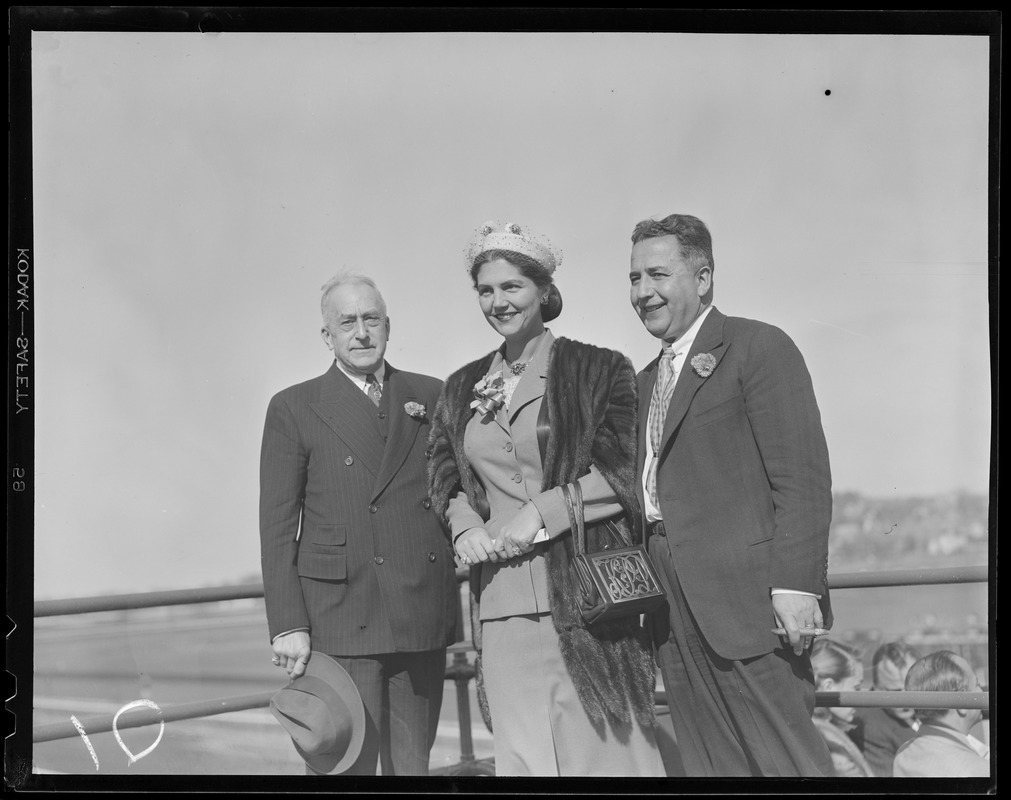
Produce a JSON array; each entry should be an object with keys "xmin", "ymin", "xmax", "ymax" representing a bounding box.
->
[
  {"xmin": 691, "ymin": 352, "xmax": 717, "ymax": 378},
  {"xmin": 471, "ymin": 372, "xmax": 506, "ymax": 419},
  {"xmin": 404, "ymin": 401, "xmax": 428, "ymax": 421}
]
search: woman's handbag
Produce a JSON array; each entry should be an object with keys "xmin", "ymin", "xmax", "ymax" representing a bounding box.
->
[{"xmin": 560, "ymin": 480, "xmax": 665, "ymax": 625}]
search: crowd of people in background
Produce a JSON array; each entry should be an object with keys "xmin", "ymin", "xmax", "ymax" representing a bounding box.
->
[{"xmin": 808, "ymin": 639, "xmax": 989, "ymax": 778}]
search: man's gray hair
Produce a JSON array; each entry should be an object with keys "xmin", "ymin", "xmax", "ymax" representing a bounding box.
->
[{"xmin": 320, "ymin": 271, "xmax": 388, "ymax": 319}]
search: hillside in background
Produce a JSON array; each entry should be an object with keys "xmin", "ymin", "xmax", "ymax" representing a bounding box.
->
[{"xmin": 828, "ymin": 490, "xmax": 989, "ymax": 572}]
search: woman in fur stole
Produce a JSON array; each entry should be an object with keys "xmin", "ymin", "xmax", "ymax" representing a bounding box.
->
[{"xmin": 427, "ymin": 222, "xmax": 664, "ymax": 777}]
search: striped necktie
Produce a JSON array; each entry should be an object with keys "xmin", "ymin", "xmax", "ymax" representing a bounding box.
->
[
  {"xmin": 646, "ymin": 346, "xmax": 676, "ymax": 507},
  {"xmin": 365, "ymin": 373, "xmax": 382, "ymax": 407}
]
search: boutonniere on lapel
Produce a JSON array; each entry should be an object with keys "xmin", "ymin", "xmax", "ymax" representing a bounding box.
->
[
  {"xmin": 690, "ymin": 352, "xmax": 717, "ymax": 378},
  {"xmin": 470, "ymin": 371, "xmax": 506, "ymax": 419},
  {"xmin": 404, "ymin": 401, "xmax": 428, "ymax": 422}
]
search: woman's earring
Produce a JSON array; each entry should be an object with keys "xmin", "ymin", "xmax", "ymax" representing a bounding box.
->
[{"xmin": 540, "ymin": 294, "xmax": 549, "ymax": 305}]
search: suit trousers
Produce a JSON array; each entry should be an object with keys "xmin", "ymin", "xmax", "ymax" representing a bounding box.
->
[
  {"xmin": 308, "ymin": 650, "xmax": 446, "ymax": 776},
  {"xmin": 649, "ymin": 535, "xmax": 834, "ymax": 777}
]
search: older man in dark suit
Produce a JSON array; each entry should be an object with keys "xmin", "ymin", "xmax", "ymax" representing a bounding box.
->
[
  {"xmin": 628, "ymin": 214, "xmax": 834, "ymax": 776},
  {"xmin": 259, "ymin": 272, "xmax": 456, "ymax": 776}
]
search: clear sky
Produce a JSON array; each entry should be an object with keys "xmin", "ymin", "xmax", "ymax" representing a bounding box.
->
[{"xmin": 30, "ymin": 32, "xmax": 992, "ymax": 599}]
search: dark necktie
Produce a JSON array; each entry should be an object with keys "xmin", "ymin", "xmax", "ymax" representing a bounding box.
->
[{"xmin": 366, "ymin": 373, "xmax": 382, "ymax": 407}]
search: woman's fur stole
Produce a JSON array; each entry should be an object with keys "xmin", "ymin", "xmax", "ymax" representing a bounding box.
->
[{"xmin": 427, "ymin": 337, "xmax": 657, "ymax": 732}]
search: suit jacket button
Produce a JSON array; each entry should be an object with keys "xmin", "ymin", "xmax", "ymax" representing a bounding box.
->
[
  {"xmin": 428, "ymin": 553, "xmax": 437, "ymax": 562},
  {"xmin": 512, "ymin": 473, "xmax": 522, "ymax": 483},
  {"xmin": 423, "ymin": 499, "xmax": 432, "ymax": 509},
  {"xmin": 378, "ymin": 412, "xmax": 386, "ymax": 419},
  {"xmin": 505, "ymin": 442, "xmax": 513, "ymax": 452},
  {"xmin": 369, "ymin": 504, "xmax": 378, "ymax": 514},
  {"xmin": 375, "ymin": 556, "xmax": 384, "ymax": 565},
  {"xmin": 345, "ymin": 456, "xmax": 354, "ymax": 466}
]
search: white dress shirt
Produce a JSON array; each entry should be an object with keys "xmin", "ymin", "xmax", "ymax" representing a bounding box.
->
[
  {"xmin": 642, "ymin": 305, "xmax": 712, "ymax": 522},
  {"xmin": 333, "ymin": 359, "xmax": 386, "ymax": 396}
]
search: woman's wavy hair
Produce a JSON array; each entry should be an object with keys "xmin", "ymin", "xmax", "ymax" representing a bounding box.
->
[{"xmin": 811, "ymin": 638, "xmax": 863, "ymax": 686}]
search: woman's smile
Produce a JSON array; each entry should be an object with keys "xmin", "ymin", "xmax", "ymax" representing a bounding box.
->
[{"xmin": 476, "ymin": 258, "xmax": 545, "ymax": 346}]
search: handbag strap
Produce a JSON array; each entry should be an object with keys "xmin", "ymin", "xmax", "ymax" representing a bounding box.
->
[
  {"xmin": 542, "ymin": 401, "xmax": 626, "ymax": 552},
  {"xmin": 536, "ymin": 397, "xmax": 550, "ymax": 465},
  {"xmin": 561, "ymin": 481, "xmax": 587, "ymax": 555},
  {"xmin": 541, "ymin": 400, "xmax": 583, "ymax": 552}
]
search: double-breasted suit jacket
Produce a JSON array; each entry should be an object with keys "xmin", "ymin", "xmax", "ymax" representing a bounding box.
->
[
  {"xmin": 637, "ymin": 307, "xmax": 832, "ymax": 661},
  {"xmin": 259, "ymin": 361, "xmax": 456, "ymax": 656}
]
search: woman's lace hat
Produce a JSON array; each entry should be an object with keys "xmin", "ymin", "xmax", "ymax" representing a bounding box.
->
[{"xmin": 465, "ymin": 220, "xmax": 562, "ymax": 274}]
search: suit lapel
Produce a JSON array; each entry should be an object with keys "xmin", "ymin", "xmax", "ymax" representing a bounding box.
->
[
  {"xmin": 507, "ymin": 331, "xmax": 553, "ymax": 425},
  {"xmin": 658, "ymin": 308, "xmax": 729, "ymax": 456},
  {"xmin": 371, "ymin": 364, "xmax": 423, "ymax": 502},
  {"xmin": 638, "ymin": 359, "xmax": 659, "ymax": 478},
  {"xmin": 485, "ymin": 351, "xmax": 510, "ymax": 435},
  {"xmin": 310, "ymin": 363, "xmax": 384, "ymax": 477}
]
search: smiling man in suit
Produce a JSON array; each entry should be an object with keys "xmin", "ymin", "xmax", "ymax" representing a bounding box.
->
[
  {"xmin": 628, "ymin": 214, "xmax": 834, "ymax": 777},
  {"xmin": 259, "ymin": 272, "xmax": 456, "ymax": 776}
]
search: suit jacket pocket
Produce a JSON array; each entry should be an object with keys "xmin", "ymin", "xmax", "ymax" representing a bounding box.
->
[
  {"xmin": 297, "ymin": 550, "xmax": 347, "ymax": 580},
  {"xmin": 310, "ymin": 523, "xmax": 347, "ymax": 546}
]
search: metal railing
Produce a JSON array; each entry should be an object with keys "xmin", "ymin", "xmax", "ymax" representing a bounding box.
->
[
  {"xmin": 33, "ymin": 564, "xmax": 989, "ymax": 619},
  {"xmin": 32, "ymin": 692, "xmax": 275, "ymax": 744},
  {"xmin": 33, "ymin": 583, "xmax": 266, "ymax": 618},
  {"xmin": 32, "ymin": 564, "xmax": 990, "ymax": 775}
]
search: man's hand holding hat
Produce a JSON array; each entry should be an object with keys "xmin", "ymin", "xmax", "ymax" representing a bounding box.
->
[
  {"xmin": 270, "ymin": 651, "xmax": 366, "ymax": 774},
  {"xmin": 272, "ymin": 630, "xmax": 311, "ymax": 679}
]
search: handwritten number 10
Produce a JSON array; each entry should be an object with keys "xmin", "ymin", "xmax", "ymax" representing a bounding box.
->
[{"xmin": 71, "ymin": 699, "xmax": 164, "ymax": 769}]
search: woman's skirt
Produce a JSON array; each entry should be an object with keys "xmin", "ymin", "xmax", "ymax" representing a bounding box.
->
[{"xmin": 481, "ymin": 612, "xmax": 666, "ymax": 777}]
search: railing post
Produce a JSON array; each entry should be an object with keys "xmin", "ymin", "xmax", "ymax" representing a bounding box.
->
[{"xmin": 452, "ymin": 650, "xmax": 476, "ymax": 765}]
